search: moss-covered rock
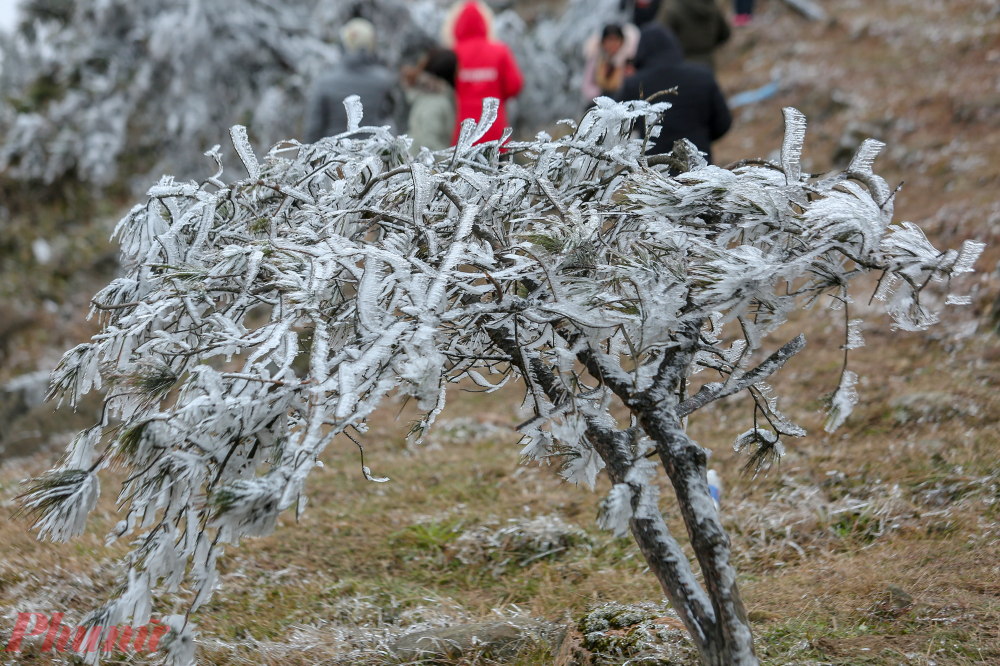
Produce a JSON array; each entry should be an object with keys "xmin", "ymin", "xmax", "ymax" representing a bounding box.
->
[{"xmin": 555, "ymin": 602, "xmax": 695, "ymax": 665}]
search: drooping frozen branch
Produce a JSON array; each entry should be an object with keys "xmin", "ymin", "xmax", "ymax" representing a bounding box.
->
[{"xmin": 677, "ymin": 334, "xmax": 807, "ymax": 418}]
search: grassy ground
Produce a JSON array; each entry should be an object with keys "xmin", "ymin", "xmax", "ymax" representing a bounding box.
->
[{"xmin": 2, "ymin": 0, "xmax": 1000, "ymax": 664}]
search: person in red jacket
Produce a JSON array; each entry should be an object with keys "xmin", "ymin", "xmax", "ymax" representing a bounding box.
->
[{"xmin": 444, "ymin": 1, "xmax": 523, "ymax": 145}]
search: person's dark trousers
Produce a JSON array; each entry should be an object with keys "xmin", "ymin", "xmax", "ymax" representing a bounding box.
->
[{"xmin": 734, "ymin": 0, "xmax": 754, "ymax": 14}]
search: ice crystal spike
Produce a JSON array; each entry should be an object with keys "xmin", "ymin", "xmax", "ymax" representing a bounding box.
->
[
  {"xmin": 825, "ymin": 370, "xmax": 859, "ymax": 433},
  {"xmin": 410, "ymin": 162, "xmax": 432, "ymax": 222},
  {"xmin": 780, "ymin": 107, "xmax": 807, "ymax": 184},
  {"xmin": 599, "ymin": 484, "xmax": 635, "ymax": 537},
  {"xmin": 453, "ymin": 98, "xmax": 500, "ymax": 155},
  {"xmin": 204, "ymin": 144, "xmax": 225, "ymax": 187},
  {"xmin": 230, "ymin": 125, "xmax": 259, "ymax": 181},
  {"xmin": 362, "ymin": 466, "xmax": 390, "ymax": 483},
  {"xmin": 848, "ymin": 138, "xmax": 885, "ymax": 176},
  {"xmin": 844, "ymin": 319, "xmax": 865, "ymax": 350},
  {"xmin": 344, "ymin": 95, "xmax": 364, "ymax": 133},
  {"xmin": 951, "ymin": 239, "xmax": 985, "ymax": 275},
  {"xmin": 472, "ymin": 97, "xmax": 500, "ymax": 145},
  {"xmin": 454, "ymin": 117, "xmax": 478, "ymax": 154}
]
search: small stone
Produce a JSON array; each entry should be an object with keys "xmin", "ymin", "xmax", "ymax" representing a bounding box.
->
[
  {"xmin": 32, "ymin": 238, "xmax": 53, "ymax": 264},
  {"xmin": 391, "ymin": 619, "xmax": 535, "ymax": 660},
  {"xmin": 4, "ymin": 371, "xmax": 50, "ymax": 410},
  {"xmin": 747, "ymin": 610, "xmax": 781, "ymax": 623},
  {"xmin": 570, "ymin": 603, "xmax": 693, "ymax": 663},
  {"xmin": 887, "ymin": 584, "xmax": 914, "ymax": 608}
]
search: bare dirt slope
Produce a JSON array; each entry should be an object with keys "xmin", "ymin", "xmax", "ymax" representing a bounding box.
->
[{"xmin": 1, "ymin": 0, "xmax": 998, "ymax": 664}]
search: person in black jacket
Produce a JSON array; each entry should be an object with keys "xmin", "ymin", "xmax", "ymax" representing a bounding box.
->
[
  {"xmin": 618, "ymin": 24, "xmax": 732, "ymax": 164},
  {"xmin": 304, "ymin": 18, "xmax": 408, "ymax": 142}
]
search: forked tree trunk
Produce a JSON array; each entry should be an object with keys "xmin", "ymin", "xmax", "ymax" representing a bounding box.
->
[
  {"xmin": 639, "ymin": 406, "xmax": 757, "ymax": 666},
  {"xmin": 586, "ymin": 425, "xmax": 725, "ymax": 664},
  {"xmin": 492, "ymin": 324, "xmax": 758, "ymax": 666},
  {"xmin": 574, "ymin": 323, "xmax": 758, "ymax": 664},
  {"xmin": 589, "ymin": 407, "xmax": 757, "ymax": 666}
]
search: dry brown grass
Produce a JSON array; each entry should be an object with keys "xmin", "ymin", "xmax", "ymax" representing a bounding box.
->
[
  {"xmin": 3, "ymin": 323, "xmax": 998, "ymax": 665},
  {"xmin": 2, "ymin": 0, "xmax": 1000, "ymax": 663}
]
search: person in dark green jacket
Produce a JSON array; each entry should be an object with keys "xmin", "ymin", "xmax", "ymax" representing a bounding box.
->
[{"xmin": 655, "ymin": 0, "xmax": 731, "ymax": 70}]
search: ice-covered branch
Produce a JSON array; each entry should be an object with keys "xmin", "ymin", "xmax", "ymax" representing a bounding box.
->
[{"xmin": 678, "ymin": 334, "xmax": 807, "ymax": 418}]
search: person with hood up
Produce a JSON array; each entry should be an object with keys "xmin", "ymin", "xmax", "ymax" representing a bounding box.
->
[
  {"xmin": 581, "ymin": 23, "xmax": 641, "ymax": 104},
  {"xmin": 656, "ymin": 0, "xmax": 731, "ymax": 70},
  {"xmin": 733, "ymin": 0, "xmax": 755, "ymax": 26},
  {"xmin": 617, "ymin": 24, "xmax": 731, "ymax": 163},
  {"xmin": 304, "ymin": 18, "xmax": 407, "ymax": 142},
  {"xmin": 443, "ymin": 1, "xmax": 523, "ymax": 146},
  {"xmin": 403, "ymin": 47, "xmax": 458, "ymax": 154}
]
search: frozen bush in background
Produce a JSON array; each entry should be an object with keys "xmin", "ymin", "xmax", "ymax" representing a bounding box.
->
[
  {"xmin": 16, "ymin": 97, "xmax": 983, "ymax": 666},
  {"xmin": 0, "ymin": 0, "xmax": 338, "ymax": 187},
  {"xmin": 0, "ymin": 0, "xmax": 620, "ymax": 189}
]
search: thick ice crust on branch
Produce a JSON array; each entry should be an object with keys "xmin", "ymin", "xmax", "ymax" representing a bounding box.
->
[
  {"xmin": 679, "ymin": 334, "xmax": 806, "ymax": 418},
  {"xmin": 22, "ymin": 100, "xmax": 980, "ymax": 664}
]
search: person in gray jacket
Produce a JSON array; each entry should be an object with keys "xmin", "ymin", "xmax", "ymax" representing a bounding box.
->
[{"xmin": 305, "ymin": 18, "xmax": 407, "ymax": 142}]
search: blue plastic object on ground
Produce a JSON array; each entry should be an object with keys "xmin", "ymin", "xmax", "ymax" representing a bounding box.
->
[
  {"xmin": 729, "ymin": 79, "xmax": 780, "ymax": 109},
  {"xmin": 707, "ymin": 469, "xmax": 722, "ymax": 509}
]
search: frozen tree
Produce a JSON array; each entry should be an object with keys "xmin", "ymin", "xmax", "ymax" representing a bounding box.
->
[
  {"xmin": 17, "ymin": 99, "xmax": 983, "ymax": 666},
  {"xmin": 0, "ymin": 0, "xmax": 339, "ymax": 186},
  {"xmin": 0, "ymin": 0, "xmax": 621, "ymax": 187}
]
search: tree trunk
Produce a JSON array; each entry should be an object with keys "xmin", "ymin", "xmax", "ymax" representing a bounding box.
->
[
  {"xmin": 628, "ymin": 324, "xmax": 758, "ymax": 666},
  {"xmin": 586, "ymin": 426, "xmax": 722, "ymax": 664},
  {"xmin": 586, "ymin": 413, "xmax": 756, "ymax": 665},
  {"xmin": 639, "ymin": 404, "xmax": 758, "ymax": 666},
  {"xmin": 574, "ymin": 322, "xmax": 759, "ymax": 666},
  {"xmin": 491, "ymin": 323, "xmax": 758, "ymax": 666}
]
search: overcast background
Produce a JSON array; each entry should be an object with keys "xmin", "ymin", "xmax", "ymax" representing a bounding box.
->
[{"xmin": 0, "ymin": 0, "xmax": 18, "ymax": 34}]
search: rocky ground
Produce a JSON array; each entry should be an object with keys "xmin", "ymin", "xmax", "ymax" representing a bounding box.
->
[{"xmin": 1, "ymin": 0, "xmax": 999, "ymax": 664}]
